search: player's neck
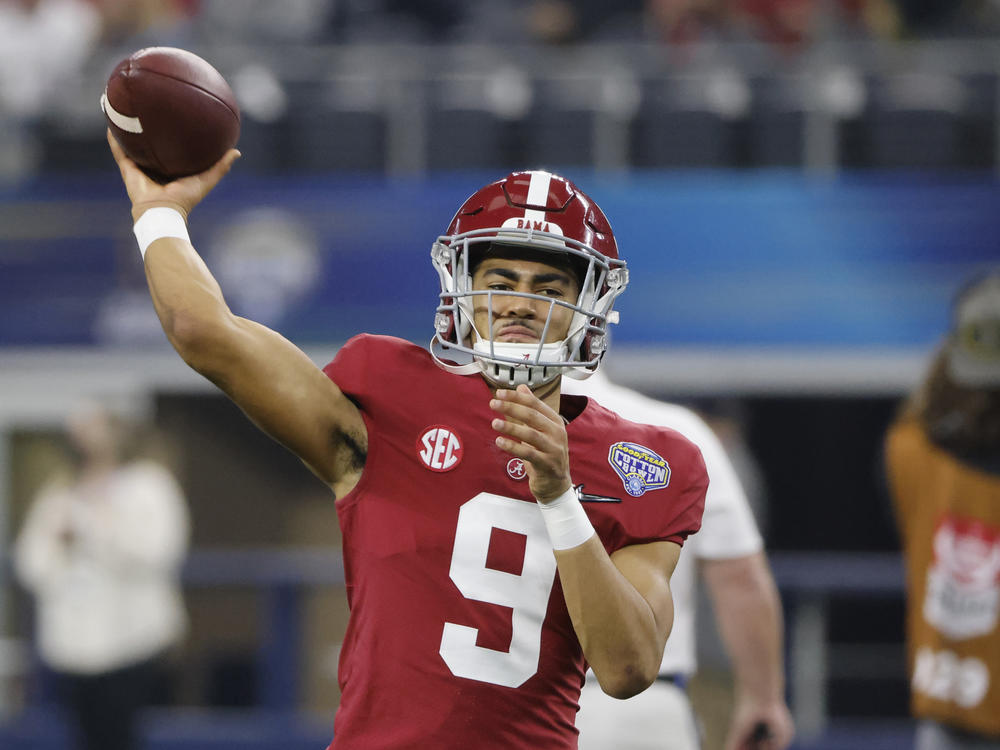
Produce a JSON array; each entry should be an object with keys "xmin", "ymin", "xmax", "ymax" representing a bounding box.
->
[
  {"xmin": 486, "ymin": 377, "xmax": 565, "ymax": 418},
  {"xmin": 532, "ymin": 377, "xmax": 564, "ymax": 416}
]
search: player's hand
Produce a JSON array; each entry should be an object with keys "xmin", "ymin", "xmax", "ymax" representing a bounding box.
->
[
  {"xmin": 725, "ymin": 701, "xmax": 794, "ymax": 750},
  {"xmin": 490, "ymin": 384, "xmax": 572, "ymax": 503},
  {"xmin": 107, "ymin": 129, "xmax": 240, "ymax": 223}
]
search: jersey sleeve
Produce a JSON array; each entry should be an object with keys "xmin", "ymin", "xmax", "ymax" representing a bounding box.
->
[
  {"xmin": 323, "ymin": 333, "xmax": 376, "ymax": 404},
  {"xmin": 322, "ymin": 334, "xmax": 420, "ymax": 422},
  {"xmin": 659, "ymin": 436, "xmax": 708, "ymax": 547},
  {"xmin": 592, "ymin": 428, "xmax": 708, "ymax": 552}
]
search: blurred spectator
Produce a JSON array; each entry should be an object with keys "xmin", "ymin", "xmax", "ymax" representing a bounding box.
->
[
  {"xmin": 95, "ymin": 0, "xmax": 198, "ymax": 44},
  {"xmin": 0, "ymin": 0, "xmax": 197, "ymax": 116},
  {"xmin": 197, "ymin": 0, "xmax": 335, "ymax": 44},
  {"xmin": 642, "ymin": 0, "xmax": 900, "ymax": 49},
  {"xmin": 732, "ymin": 0, "xmax": 900, "ymax": 47},
  {"xmin": 493, "ymin": 0, "xmax": 902, "ymax": 49},
  {"xmin": 0, "ymin": 0, "xmax": 102, "ymax": 119},
  {"xmin": 13, "ymin": 403, "xmax": 190, "ymax": 750},
  {"xmin": 381, "ymin": 0, "xmax": 466, "ymax": 38},
  {"xmin": 444, "ymin": 0, "xmax": 644, "ymax": 45},
  {"xmin": 0, "ymin": 0, "xmax": 196, "ymax": 180},
  {"xmin": 885, "ymin": 271, "xmax": 1000, "ymax": 748},
  {"xmin": 893, "ymin": 0, "xmax": 1000, "ymax": 36},
  {"xmin": 332, "ymin": 0, "xmax": 467, "ymax": 42},
  {"xmin": 643, "ymin": 0, "xmax": 731, "ymax": 44},
  {"xmin": 523, "ymin": 0, "xmax": 644, "ymax": 44}
]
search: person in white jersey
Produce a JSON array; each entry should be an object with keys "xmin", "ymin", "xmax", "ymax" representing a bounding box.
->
[{"xmin": 565, "ymin": 372, "xmax": 794, "ymax": 750}]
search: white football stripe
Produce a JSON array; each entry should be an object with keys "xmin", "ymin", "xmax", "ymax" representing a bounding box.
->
[
  {"xmin": 100, "ymin": 90, "xmax": 143, "ymax": 134},
  {"xmin": 524, "ymin": 171, "xmax": 552, "ymax": 224}
]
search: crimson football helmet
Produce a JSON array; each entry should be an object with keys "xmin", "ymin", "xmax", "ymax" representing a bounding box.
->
[{"xmin": 430, "ymin": 170, "xmax": 629, "ymax": 388}]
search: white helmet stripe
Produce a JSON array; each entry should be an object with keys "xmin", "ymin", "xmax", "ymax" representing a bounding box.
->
[{"xmin": 523, "ymin": 171, "xmax": 553, "ymax": 224}]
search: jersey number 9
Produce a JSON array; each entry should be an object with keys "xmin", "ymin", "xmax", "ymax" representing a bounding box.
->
[{"xmin": 439, "ymin": 493, "xmax": 558, "ymax": 688}]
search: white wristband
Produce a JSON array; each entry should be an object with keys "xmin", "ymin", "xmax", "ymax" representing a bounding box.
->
[
  {"xmin": 538, "ymin": 487, "xmax": 595, "ymax": 551},
  {"xmin": 133, "ymin": 207, "xmax": 189, "ymax": 259}
]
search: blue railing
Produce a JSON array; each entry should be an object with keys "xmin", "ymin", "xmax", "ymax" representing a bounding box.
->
[{"xmin": 0, "ymin": 549, "xmax": 913, "ymax": 749}]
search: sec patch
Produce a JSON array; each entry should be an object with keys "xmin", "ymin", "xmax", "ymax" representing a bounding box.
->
[{"xmin": 417, "ymin": 426, "xmax": 463, "ymax": 472}]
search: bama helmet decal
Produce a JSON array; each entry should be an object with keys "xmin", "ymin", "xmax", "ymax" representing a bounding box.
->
[{"xmin": 607, "ymin": 442, "xmax": 670, "ymax": 497}]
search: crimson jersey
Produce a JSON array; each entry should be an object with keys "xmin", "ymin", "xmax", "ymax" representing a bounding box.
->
[{"xmin": 323, "ymin": 335, "xmax": 707, "ymax": 750}]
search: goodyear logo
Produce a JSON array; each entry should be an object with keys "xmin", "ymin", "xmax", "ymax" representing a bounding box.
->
[{"xmin": 608, "ymin": 442, "xmax": 670, "ymax": 497}]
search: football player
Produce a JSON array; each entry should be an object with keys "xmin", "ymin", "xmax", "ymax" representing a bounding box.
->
[{"xmin": 108, "ymin": 132, "xmax": 708, "ymax": 749}]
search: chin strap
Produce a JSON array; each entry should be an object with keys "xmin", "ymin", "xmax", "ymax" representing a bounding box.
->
[
  {"xmin": 430, "ymin": 337, "xmax": 579, "ymax": 388},
  {"xmin": 429, "ymin": 337, "xmax": 482, "ymax": 376},
  {"xmin": 477, "ymin": 361, "xmax": 560, "ymax": 388},
  {"xmin": 471, "ymin": 340, "xmax": 566, "ymax": 388}
]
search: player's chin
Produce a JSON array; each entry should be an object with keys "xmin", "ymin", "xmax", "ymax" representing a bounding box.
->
[
  {"xmin": 497, "ymin": 336, "xmax": 540, "ymax": 344},
  {"xmin": 494, "ymin": 329, "xmax": 542, "ymax": 342}
]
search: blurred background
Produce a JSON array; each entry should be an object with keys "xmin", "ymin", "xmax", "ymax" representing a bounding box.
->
[{"xmin": 1, "ymin": 0, "xmax": 999, "ymax": 748}]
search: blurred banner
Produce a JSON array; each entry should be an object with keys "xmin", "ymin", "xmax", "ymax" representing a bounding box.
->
[{"xmin": 1, "ymin": 171, "xmax": 997, "ymax": 351}]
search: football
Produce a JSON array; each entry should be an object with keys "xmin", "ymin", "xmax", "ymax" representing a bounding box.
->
[{"xmin": 102, "ymin": 47, "xmax": 240, "ymax": 182}]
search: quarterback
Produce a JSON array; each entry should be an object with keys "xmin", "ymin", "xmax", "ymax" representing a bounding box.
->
[{"xmin": 108, "ymin": 133, "xmax": 707, "ymax": 749}]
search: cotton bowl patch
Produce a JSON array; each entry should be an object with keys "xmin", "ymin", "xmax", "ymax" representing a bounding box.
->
[{"xmin": 608, "ymin": 442, "xmax": 670, "ymax": 497}]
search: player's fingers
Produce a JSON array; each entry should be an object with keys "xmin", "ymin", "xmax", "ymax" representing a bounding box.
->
[
  {"xmin": 199, "ymin": 148, "xmax": 241, "ymax": 190},
  {"xmin": 490, "ymin": 399, "xmax": 556, "ymax": 434},
  {"xmin": 492, "ymin": 416, "xmax": 568, "ymax": 478},
  {"xmin": 515, "ymin": 383, "xmax": 563, "ymax": 422},
  {"xmin": 106, "ymin": 128, "xmax": 124, "ymax": 161},
  {"xmin": 107, "ymin": 129, "xmax": 140, "ymax": 182},
  {"xmin": 107, "ymin": 129, "xmax": 167, "ymax": 212},
  {"xmin": 217, "ymin": 148, "xmax": 242, "ymax": 174},
  {"xmin": 492, "ymin": 388, "xmax": 563, "ymax": 431},
  {"xmin": 494, "ymin": 437, "xmax": 568, "ymax": 498},
  {"xmin": 493, "ymin": 432, "xmax": 544, "ymax": 463},
  {"xmin": 174, "ymin": 148, "xmax": 239, "ymax": 202},
  {"xmin": 162, "ymin": 148, "xmax": 239, "ymax": 214},
  {"xmin": 106, "ymin": 128, "xmax": 127, "ymax": 161},
  {"xmin": 491, "ymin": 417, "xmax": 547, "ymax": 447}
]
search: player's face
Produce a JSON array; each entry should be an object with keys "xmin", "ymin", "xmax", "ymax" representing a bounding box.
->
[{"xmin": 470, "ymin": 256, "xmax": 580, "ymax": 344}]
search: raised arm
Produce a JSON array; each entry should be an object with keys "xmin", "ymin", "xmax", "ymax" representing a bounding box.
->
[{"xmin": 108, "ymin": 133, "xmax": 367, "ymax": 495}]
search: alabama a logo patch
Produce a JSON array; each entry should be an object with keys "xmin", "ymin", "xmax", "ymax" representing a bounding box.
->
[
  {"xmin": 506, "ymin": 458, "xmax": 527, "ymax": 481},
  {"xmin": 417, "ymin": 426, "xmax": 463, "ymax": 472},
  {"xmin": 607, "ymin": 442, "xmax": 670, "ymax": 497}
]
